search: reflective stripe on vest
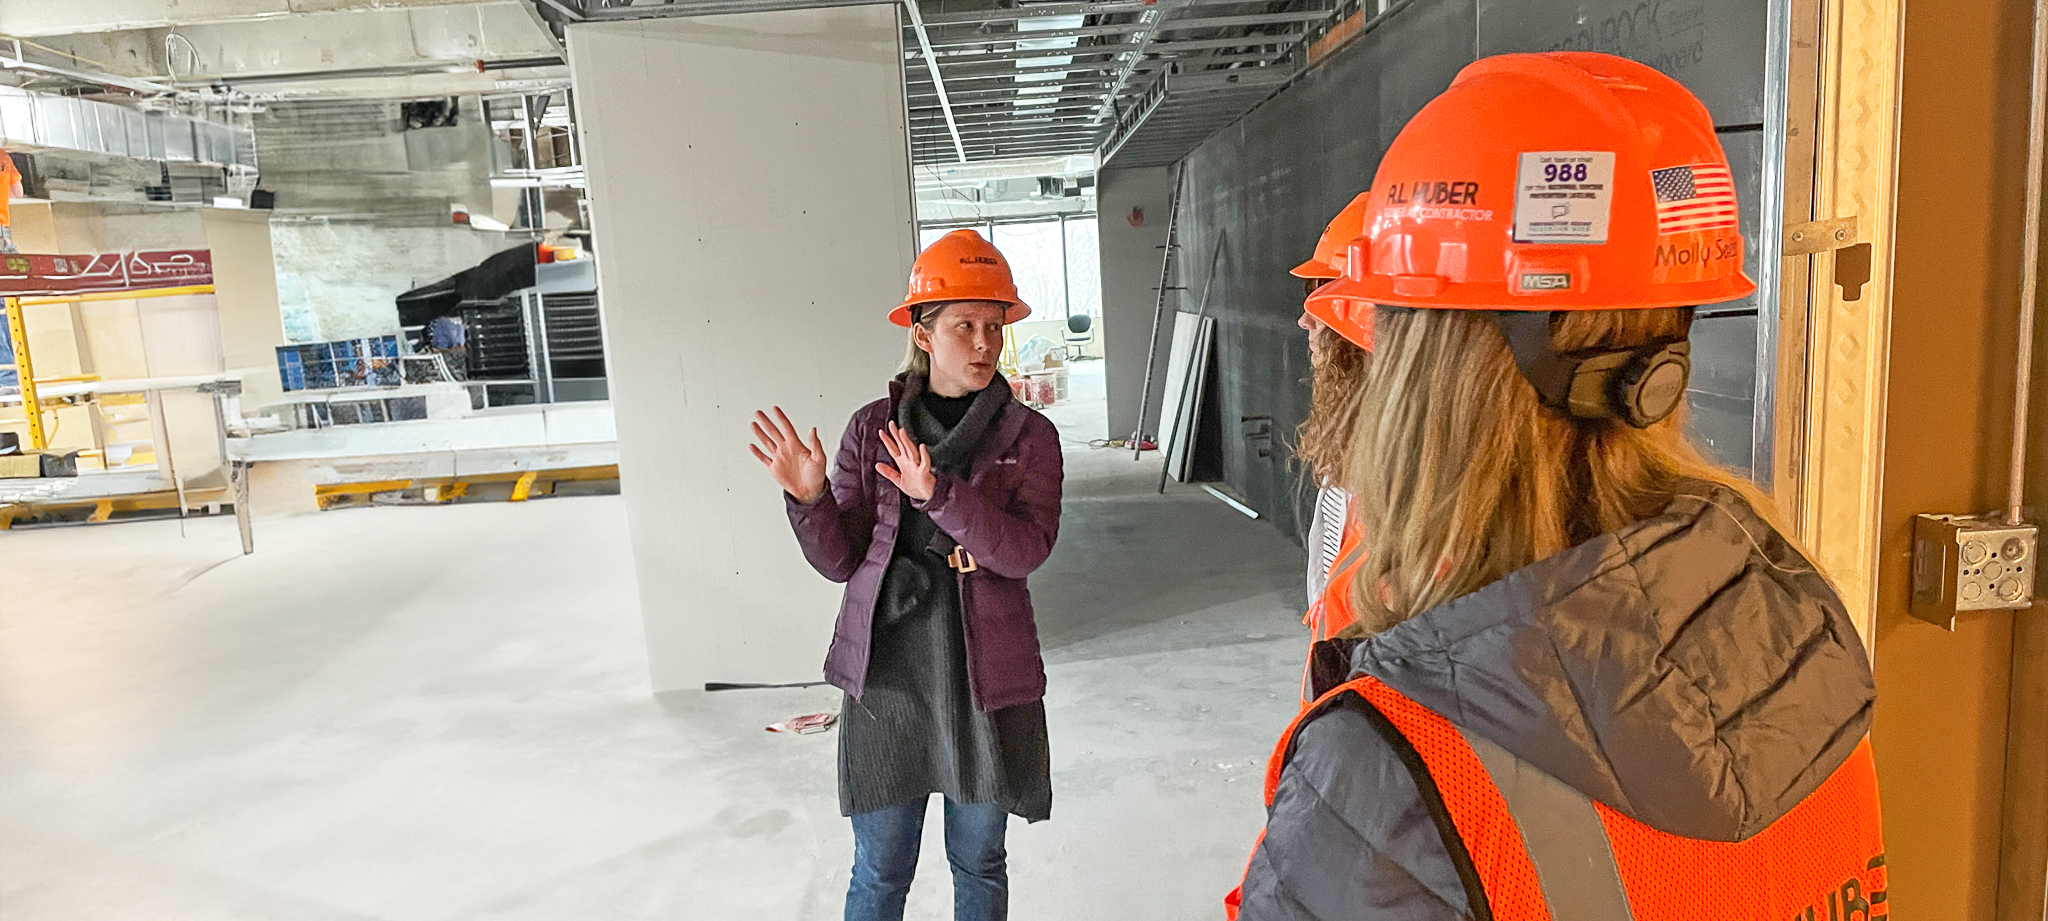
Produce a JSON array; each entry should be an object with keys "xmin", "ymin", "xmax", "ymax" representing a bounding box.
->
[
  {"xmin": 1460, "ymin": 728, "xmax": 1634, "ymax": 921},
  {"xmin": 1253, "ymin": 676, "xmax": 1889, "ymax": 920}
]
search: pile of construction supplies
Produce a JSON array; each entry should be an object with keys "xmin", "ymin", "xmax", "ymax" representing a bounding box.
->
[{"xmin": 0, "ymin": 432, "xmax": 78, "ymax": 479}]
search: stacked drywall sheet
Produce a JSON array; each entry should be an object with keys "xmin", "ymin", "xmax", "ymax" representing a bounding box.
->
[
  {"xmin": 1159, "ymin": 312, "xmax": 1215, "ymax": 483},
  {"xmin": 232, "ymin": 401, "xmax": 616, "ymax": 476},
  {"xmin": 0, "ymin": 467, "xmax": 175, "ymax": 505}
]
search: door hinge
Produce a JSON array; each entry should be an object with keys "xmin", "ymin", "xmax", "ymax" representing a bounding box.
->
[{"xmin": 1784, "ymin": 216, "xmax": 1860, "ymax": 255}]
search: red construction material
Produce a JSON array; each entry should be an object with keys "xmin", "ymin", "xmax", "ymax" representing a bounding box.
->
[{"xmin": 0, "ymin": 250, "xmax": 214, "ymax": 296}]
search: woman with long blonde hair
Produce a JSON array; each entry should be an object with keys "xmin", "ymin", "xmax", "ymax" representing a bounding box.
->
[
  {"xmin": 1289, "ymin": 191, "xmax": 1376, "ymax": 703},
  {"xmin": 1229, "ymin": 53, "xmax": 1883, "ymax": 921}
]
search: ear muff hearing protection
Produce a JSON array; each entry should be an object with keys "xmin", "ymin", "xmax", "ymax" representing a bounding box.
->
[{"xmin": 1488, "ymin": 309, "xmax": 1695, "ymax": 428}]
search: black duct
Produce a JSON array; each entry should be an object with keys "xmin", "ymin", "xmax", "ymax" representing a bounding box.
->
[{"xmin": 395, "ymin": 243, "xmax": 540, "ymax": 327}]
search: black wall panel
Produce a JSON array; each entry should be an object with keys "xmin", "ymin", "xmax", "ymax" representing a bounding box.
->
[
  {"xmin": 1685, "ymin": 127, "xmax": 1767, "ymax": 470},
  {"xmin": 1176, "ymin": 0, "xmax": 1479, "ymax": 541},
  {"xmin": 1685, "ymin": 313, "xmax": 1759, "ymax": 469},
  {"xmin": 1476, "ymin": 0, "xmax": 1770, "ymax": 128},
  {"xmin": 1175, "ymin": 0, "xmax": 1772, "ymax": 538}
]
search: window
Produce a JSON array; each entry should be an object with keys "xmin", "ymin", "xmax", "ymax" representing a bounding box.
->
[
  {"xmin": 917, "ymin": 215, "xmax": 1102, "ymax": 321},
  {"xmin": 992, "ymin": 221, "xmax": 1066, "ymax": 323},
  {"xmin": 1063, "ymin": 217, "xmax": 1101, "ymax": 318}
]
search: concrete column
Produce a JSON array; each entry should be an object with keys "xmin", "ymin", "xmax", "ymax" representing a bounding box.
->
[
  {"xmin": 1097, "ymin": 166, "xmax": 1177, "ymax": 444},
  {"xmin": 568, "ymin": 7, "xmax": 915, "ymax": 692},
  {"xmin": 201, "ymin": 208, "xmax": 288, "ymax": 413}
]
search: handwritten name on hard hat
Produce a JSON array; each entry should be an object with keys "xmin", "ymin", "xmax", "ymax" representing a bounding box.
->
[
  {"xmin": 1652, "ymin": 234, "xmax": 1741, "ymax": 268},
  {"xmin": 962, "ymin": 256, "xmax": 1000, "ymax": 266}
]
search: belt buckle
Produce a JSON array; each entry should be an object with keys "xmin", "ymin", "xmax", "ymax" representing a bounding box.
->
[{"xmin": 947, "ymin": 546, "xmax": 979, "ymax": 573}]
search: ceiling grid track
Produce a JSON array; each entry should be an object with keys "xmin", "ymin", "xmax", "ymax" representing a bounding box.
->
[
  {"xmin": 902, "ymin": 0, "xmax": 969, "ymax": 162},
  {"xmin": 520, "ymin": 0, "xmax": 1350, "ymax": 166},
  {"xmin": 895, "ymin": 0, "xmax": 1340, "ymax": 166}
]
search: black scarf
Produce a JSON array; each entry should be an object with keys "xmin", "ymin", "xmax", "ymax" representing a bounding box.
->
[
  {"xmin": 894, "ymin": 373, "xmax": 1009, "ymax": 558},
  {"xmin": 895, "ymin": 372, "xmax": 1009, "ymax": 478}
]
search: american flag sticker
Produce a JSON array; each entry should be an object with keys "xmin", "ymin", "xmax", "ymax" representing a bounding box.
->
[{"xmin": 1651, "ymin": 164, "xmax": 1738, "ymax": 233}]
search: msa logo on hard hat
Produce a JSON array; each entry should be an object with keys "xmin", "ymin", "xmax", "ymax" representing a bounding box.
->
[{"xmin": 1519, "ymin": 273, "xmax": 1573, "ymax": 291}]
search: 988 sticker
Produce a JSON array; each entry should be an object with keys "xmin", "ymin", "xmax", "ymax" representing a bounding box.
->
[{"xmin": 1514, "ymin": 151, "xmax": 1616, "ymax": 244}]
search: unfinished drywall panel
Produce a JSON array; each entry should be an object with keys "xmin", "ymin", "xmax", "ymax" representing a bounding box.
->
[
  {"xmin": 1681, "ymin": 127, "xmax": 1768, "ymax": 472},
  {"xmin": 3, "ymin": 300, "xmax": 93, "ymax": 453},
  {"xmin": 40, "ymin": 203, "xmax": 207, "ymax": 251},
  {"xmin": 203, "ymin": 208, "xmax": 288, "ymax": 413},
  {"xmin": 569, "ymin": 6, "xmax": 915, "ymax": 692},
  {"xmin": 77, "ymin": 300, "xmax": 150, "ymax": 379},
  {"xmin": 17, "ymin": 301, "xmax": 83, "ymax": 379},
  {"xmin": 136, "ymin": 295, "xmax": 225, "ymax": 377},
  {"xmin": 6, "ymin": 202, "xmax": 57, "ymax": 252},
  {"xmin": 1098, "ymin": 165, "xmax": 1178, "ymax": 444},
  {"xmin": 1685, "ymin": 313, "xmax": 1759, "ymax": 470}
]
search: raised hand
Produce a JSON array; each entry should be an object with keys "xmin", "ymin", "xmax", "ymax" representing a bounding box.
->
[
  {"xmin": 749, "ymin": 407, "xmax": 828, "ymax": 504},
  {"xmin": 875, "ymin": 421, "xmax": 936, "ymax": 501}
]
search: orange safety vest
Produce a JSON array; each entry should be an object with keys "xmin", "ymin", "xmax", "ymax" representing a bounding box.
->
[
  {"xmin": 1303, "ymin": 523, "xmax": 1364, "ymax": 643},
  {"xmin": 1230, "ymin": 675, "xmax": 1888, "ymax": 921},
  {"xmin": 1299, "ymin": 521, "xmax": 1365, "ymax": 707},
  {"xmin": 0, "ymin": 151, "xmax": 19, "ymax": 229}
]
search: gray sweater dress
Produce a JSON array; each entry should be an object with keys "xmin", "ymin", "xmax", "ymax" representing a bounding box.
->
[{"xmin": 836, "ymin": 375, "xmax": 1053, "ymax": 822}]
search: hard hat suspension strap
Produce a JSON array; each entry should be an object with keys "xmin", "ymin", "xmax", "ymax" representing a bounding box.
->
[{"xmin": 1487, "ymin": 309, "xmax": 1695, "ymax": 429}]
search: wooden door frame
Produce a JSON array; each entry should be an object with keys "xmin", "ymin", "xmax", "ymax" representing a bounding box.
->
[
  {"xmin": 1794, "ymin": 0, "xmax": 1905, "ymax": 652},
  {"xmin": 1788, "ymin": 0, "xmax": 2048, "ymax": 915}
]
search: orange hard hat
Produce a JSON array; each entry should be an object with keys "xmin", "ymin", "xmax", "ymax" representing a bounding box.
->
[
  {"xmin": 1305, "ymin": 293, "xmax": 1375, "ymax": 353},
  {"xmin": 890, "ymin": 229, "xmax": 1032, "ymax": 327},
  {"xmin": 1307, "ymin": 53, "xmax": 1756, "ymax": 427},
  {"xmin": 1291, "ymin": 190, "xmax": 1374, "ymax": 280},
  {"xmin": 1297, "ymin": 190, "xmax": 1377, "ymax": 351},
  {"xmin": 1309, "ymin": 52, "xmax": 1756, "ymax": 314}
]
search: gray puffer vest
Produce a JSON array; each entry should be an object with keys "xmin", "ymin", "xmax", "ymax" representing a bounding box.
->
[{"xmin": 1236, "ymin": 484, "xmax": 1876, "ymax": 920}]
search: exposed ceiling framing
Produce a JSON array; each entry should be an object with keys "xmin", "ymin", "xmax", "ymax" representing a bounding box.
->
[
  {"xmin": 522, "ymin": 0, "xmax": 1340, "ymax": 168},
  {"xmin": 902, "ymin": 0, "xmax": 1333, "ymax": 166},
  {"xmin": 5, "ymin": 0, "xmax": 1352, "ymax": 174}
]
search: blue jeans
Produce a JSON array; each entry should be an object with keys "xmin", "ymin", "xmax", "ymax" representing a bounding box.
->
[{"xmin": 846, "ymin": 796, "xmax": 1008, "ymax": 921}]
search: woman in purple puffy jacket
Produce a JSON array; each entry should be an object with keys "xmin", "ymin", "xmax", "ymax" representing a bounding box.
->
[{"xmin": 748, "ymin": 229, "xmax": 1063, "ymax": 921}]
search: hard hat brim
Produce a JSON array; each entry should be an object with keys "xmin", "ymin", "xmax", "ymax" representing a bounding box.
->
[
  {"xmin": 1303, "ymin": 295, "xmax": 1375, "ymax": 352},
  {"xmin": 889, "ymin": 297, "xmax": 1033, "ymax": 328},
  {"xmin": 1312, "ymin": 272, "xmax": 1758, "ymax": 313},
  {"xmin": 1289, "ymin": 256, "xmax": 1342, "ymax": 280}
]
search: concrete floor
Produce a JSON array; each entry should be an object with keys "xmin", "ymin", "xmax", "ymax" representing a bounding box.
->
[{"xmin": 0, "ymin": 359, "xmax": 1311, "ymax": 920}]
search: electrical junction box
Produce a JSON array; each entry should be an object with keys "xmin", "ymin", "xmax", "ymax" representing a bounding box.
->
[{"xmin": 1911, "ymin": 514, "xmax": 2038, "ymax": 628}]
